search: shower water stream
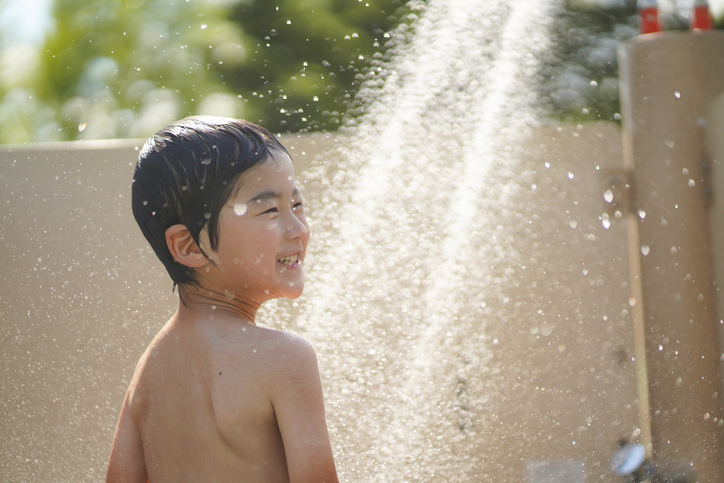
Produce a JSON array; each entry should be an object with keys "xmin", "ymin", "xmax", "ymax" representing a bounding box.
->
[{"xmin": 262, "ymin": 0, "xmax": 560, "ymax": 480}]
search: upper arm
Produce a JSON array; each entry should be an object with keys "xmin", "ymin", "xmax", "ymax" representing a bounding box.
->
[
  {"xmin": 271, "ymin": 339, "xmax": 338, "ymax": 483},
  {"xmin": 106, "ymin": 393, "xmax": 148, "ymax": 483}
]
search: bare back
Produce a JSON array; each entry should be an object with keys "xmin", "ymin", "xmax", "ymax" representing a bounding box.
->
[{"xmin": 109, "ymin": 308, "xmax": 335, "ymax": 482}]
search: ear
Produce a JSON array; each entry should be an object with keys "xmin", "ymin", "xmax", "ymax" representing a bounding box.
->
[{"xmin": 165, "ymin": 225, "xmax": 208, "ymax": 268}]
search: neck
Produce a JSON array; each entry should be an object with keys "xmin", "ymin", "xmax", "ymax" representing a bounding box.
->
[{"xmin": 176, "ymin": 283, "xmax": 266, "ymax": 325}]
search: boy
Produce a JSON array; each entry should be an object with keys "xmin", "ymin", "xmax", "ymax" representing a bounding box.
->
[{"xmin": 106, "ymin": 116, "xmax": 338, "ymax": 483}]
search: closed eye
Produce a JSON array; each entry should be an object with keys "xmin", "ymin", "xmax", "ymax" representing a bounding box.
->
[{"xmin": 263, "ymin": 207, "xmax": 279, "ymax": 215}]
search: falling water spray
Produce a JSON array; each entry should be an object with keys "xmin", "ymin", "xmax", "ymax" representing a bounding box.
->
[{"xmin": 261, "ymin": 0, "xmax": 561, "ymax": 480}]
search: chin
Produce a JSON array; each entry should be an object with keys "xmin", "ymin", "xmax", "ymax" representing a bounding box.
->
[
  {"xmin": 283, "ymin": 287, "xmax": 304, "ymax": 300},
  {"xmin": 281, "ymin": 281, "xmax": 305, "ymax": 300}
]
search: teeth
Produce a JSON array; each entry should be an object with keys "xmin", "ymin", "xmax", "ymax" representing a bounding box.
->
[{"xmin": 278, "ymin": 254, "xmax": 299, "ymax": 266}]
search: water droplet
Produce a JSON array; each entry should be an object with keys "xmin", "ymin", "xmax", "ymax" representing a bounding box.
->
[
  {"xmin": 204, "ymin": 212, "xmax": 212, "ymax": 219},
  {"xmin": 603, "ymin": 190, "xmax": 614, "ymax": 203},
  {"xmin": 582, "ymin": 269, "xmax": 588, "ymax": 275},
  {"xmin": 540, "ymin": 323, "xmax": 554, "ymax": 336},
  {"xmin": 569, "ymin": 220, "xmax": 577, "ymax": 229},
  {"xmin": 638, "ymin": 210, "xmax": 646, "ymax": 220},
  {"xmin": 688, "ymin": 179, "xmax": 696, "ymax": 187},
  {"xmin": 201, "ymin": 157, "xmax": 212, "ymax": 165},
  {"xmin": 234, "ymin": 203, "xmax": 247, "ymax": 216},
  {"xmin": 665, "ymin": 140, "xmax": 675, "ymax": 149},
  {"xmin": 530, "ymin": 326, "xmax": 539, "ymax": 335},
  {"xmin": 567, "ymin": 171, "xmax": 574, "ymax": 179},
  {"xmin": 629, "ymin": 296, "xmax": 637, "ymax": 306},
  {"xmin": 641, "ymin": 245, "xmax": 650, "ymax": 256},
  {"xmin": 558, "ymin": 344, "xmax": 566, "ymax": 352},
  {"xmin": 201, "ymin": 24, "xmax": 208, "ymax": 29},
  {"xmin": 676, "ymin": 377, "xmax": 683, "ymax": 387},
  {"xmin": 674, "ymin": 91, "xmax": 681, "ymax": 99},
  {"xmin": 224, "ymin": 290, "xmax": 235, "ymax": 300},
  {"xmin": 142, "ymin": 200, "xmax": 148, "ymax": 206},
  {"xmin": 601, "ymin": 213, "xmax": 611, "ymax": 229}
]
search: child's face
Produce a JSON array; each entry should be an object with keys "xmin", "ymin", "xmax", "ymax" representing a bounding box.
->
[{"xmin": 203, "ymin": 153, "xmax": 310, "ymax": 302}]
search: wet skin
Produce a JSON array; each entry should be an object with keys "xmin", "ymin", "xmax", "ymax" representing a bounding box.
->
[{"xmin": 106, "ymin": 155, "xmax": 338, "ymax": 483}]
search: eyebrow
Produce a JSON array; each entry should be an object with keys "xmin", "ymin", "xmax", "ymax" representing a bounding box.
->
[{"xmin": 249, "ymin": 187, "xmax": 302, "ymax": 203}]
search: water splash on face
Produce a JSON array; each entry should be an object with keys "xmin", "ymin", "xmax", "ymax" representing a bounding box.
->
[{"xmin": 233, "ymin": 203, "xmax": 247, "ymax": 216}]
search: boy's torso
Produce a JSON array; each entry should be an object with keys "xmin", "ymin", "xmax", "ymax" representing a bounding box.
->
[{"xmin": 127, "ymin": 312, "xmax": 292, "ymax": 482}]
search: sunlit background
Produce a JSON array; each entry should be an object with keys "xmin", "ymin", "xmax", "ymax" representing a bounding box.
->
[{"xmin": 0, "ymin": 0, "xmax": 722, "ymax": 145}]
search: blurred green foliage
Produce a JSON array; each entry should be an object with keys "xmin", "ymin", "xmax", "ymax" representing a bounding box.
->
[
  {"xmin": 223, "ymin": 0, "xmax": 409, "ymax": 132},
  {"xmin": 0, "ymin": 0, "xmax": 722, "ymax": 144},
  {"xmin": 0, "ymin": 0, "xmax": 408, "ymax": 144},
  {"xmin": 542, "ymin": 0, "xmax": 723, "ymax": 124},
  {"xmin": 539, "ymin": 0, "xmax": 638, "ymax": 124}
]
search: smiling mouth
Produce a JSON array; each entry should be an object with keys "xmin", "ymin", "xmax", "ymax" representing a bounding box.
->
[{"xmin": 277, "ymin": 254, "xmax": 300, "ymax": 266}]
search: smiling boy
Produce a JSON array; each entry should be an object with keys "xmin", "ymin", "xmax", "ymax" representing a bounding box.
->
[{"xmin": 106, "ymin": 117, "xmax": 338, "ymax": 483}]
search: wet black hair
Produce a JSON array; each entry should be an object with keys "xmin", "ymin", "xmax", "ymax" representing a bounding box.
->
[{"xmin": 131, "ymin": 115, "xmax": 290, "ymax": 288}]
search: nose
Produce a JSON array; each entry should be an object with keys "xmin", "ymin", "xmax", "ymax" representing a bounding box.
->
[{"xmin": 284, "ymin": 212, "xmax": 309, "ymax": 240}]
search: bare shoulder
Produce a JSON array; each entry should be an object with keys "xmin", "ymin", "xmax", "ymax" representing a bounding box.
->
[
  {"xmin": 261, "ymin": 329, "xmax": 317, "ymax": 369},
  {"xmin": 208, "ymin": 324, "xmax": 321, "ymax": 451},
  {"xmin": 215, "ymin": 324, "xmax": 319, "ymax": 391}
]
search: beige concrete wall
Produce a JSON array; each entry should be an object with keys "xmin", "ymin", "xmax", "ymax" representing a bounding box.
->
[
  {"xmin": 467, "ymin": 122, "xmax": 639, "ymax": 481},
  {"xmin": 0, "ymin": 125, "xmax": 636, "ymax": 481},
  {"xmin": 618, "ymin": 31, "xmax": 724, "ymax": 481},
  {"xmin": 707, "ymin": 92, "xmax": 724, "ymax": 414}
]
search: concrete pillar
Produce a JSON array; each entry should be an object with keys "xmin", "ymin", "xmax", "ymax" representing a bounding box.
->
[
  {"xmin": 707, "ymin": 92, "xmax": 724, "ymax": 411},
  {"xmin": 618, "ymin": 32, "xmax": 724, "ymax": 481}
]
